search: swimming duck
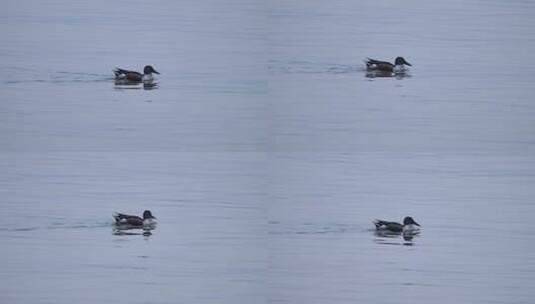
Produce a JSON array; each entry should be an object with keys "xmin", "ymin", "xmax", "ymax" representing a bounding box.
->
[
  {"xmin": 113, "ymin": 210, "xmax": 157, "ymax": 226},
  {"xmin": 373, "ymin": 216, "xmax": 420, "ymax": 233},
  {"xmin": 365, "ymin": 57, "xmax": 412, "ymax": 73},
  {"xmin": 113, "ymin": 65, "xmax": 159, "ymax": 82}
]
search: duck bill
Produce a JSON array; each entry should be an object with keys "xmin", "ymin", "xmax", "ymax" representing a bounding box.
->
[
  {"xmin": 153, "ymin": 70, "xmax": 160, "ymax": 74},
  {"xmin": 414, "ymin": 221, "xmax": 420, "ymax": 227},
  {"xmin": 405, "ymin": 62, "xmax": 412, "ymax": 66}
]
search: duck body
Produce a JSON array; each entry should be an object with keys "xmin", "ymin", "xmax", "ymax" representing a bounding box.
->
[
  {"xmin": 113, "ymin": 65, "xmax": 159, "ymax": 82},
  {"xmin": 113, "ymin": 210, "xmax": 157, "ymax": 227},
  {"xmin": 365, "ymin": 57, "xmax": 411, "ymax": 73},
  {"xmin": 374, "ymin": 216, "xmax": 420, "ymax": 233}
]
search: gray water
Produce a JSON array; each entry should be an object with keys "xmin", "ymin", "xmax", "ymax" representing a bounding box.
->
[{"xmin": 1, "ymin": 0, "xmax": 535, "ymax": 303}]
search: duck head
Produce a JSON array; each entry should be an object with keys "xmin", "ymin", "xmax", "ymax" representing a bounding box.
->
[
  {"xmin": 143, "ymin": 210, "xmax": 157, "ymax": 219},
  {"xmin": 403, "ymin": 216, "xmax": 420, "ymax": 226},
  {"xmin": 143, "ymin": 65, "xmax": 160, "ymax": 75},
  {"xmin": 395, "ymin": 57, "xmax": 412, "ymax": 66}
]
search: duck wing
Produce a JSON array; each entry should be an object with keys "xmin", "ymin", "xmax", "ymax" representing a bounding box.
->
[
  {"xmin": 113, "ymin": 68, "xmax": 143, "ymax": 81},
  {"xmin": 113, "ymin": 68, "xmax": 132, "ymax": 77},
  {"xmin": 113, "ymin": 212, "xmax": 133, "ymax": 219},
  {"xmin": 373, "ymin": 219, "xmax": 403, "ymax": 232},
  {"xmin": 113, "ymin": 212, "xmax": 143, "ymax": 224},
  {"xmin": 365, "ymin": 58, "xmax": 394, "ymax": 71},
  {"xmin": 366, "ymin": 58, "xmax": 390, "ymax": 65}
]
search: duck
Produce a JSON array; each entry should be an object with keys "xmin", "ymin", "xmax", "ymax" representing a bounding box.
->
[
  {"xmin": 113, "ymin": 65, "xmax": 159, "ymax": 82},
  {"xmin": 113, "ymin": 210, "xmax": 157, "ymax": 227},
  {"xmin": 373, "ymin": 216, "xmax": 420, "ymax": 233},
  {"xmin": 365, "ymin": 57, "xmax": 411, "ymax": 73}
]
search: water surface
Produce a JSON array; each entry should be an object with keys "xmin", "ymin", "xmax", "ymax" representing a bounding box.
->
[{"xmin": 2, "ymin": 0, "xmax": 535, "ymax": 303}]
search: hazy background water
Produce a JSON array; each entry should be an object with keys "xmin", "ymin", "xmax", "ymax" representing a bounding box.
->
[{"xmin": 2, "ymin": 0, "xmax": 535, "ymax": 303}]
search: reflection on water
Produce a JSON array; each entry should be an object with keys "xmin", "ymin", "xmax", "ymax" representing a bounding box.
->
[
  {"xmin": 114, "ymin": 80, "xmax": 159, "ymax": 90},
  {"xmin": 142, "ymin": 82, "xmax": 159, "ymax": 90},
  {"xmin": 112, "ymin": 224, "xmax": 156, "ymax": 237},
  {"xmin": 374, "ymin": 229, "xmax": 421, "ymax": 245},
  {"xmin": 365, "ymin": 70, "xmax": 412, "ymax": 79}
]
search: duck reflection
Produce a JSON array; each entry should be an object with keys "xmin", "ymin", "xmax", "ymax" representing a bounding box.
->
[
  {"xmin": 143, "ymin": 81, "xmax": 159, "ymax": 90},
  {"xmin": 114, "ymin": 80, "xmax": 159, "ymax": 90},
  {"xmin": 112, "ymin": 225, "xmax": 156, "ymax": 237},
  {"xmin": 373, "ymin": 230, "xmax": 420, "ymax": 246},
  {"xmin": 365, "ymin": 71, "xmax": 411, "ymax": 79}
]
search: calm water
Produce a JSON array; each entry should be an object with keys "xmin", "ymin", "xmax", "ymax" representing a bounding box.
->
[{"xmin": 2, "ymin": 0, "xmax": 535, "ymax": 303}]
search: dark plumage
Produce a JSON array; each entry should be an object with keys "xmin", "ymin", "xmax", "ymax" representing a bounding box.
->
[
  {"xmin": 365, "ymin": 57, "xmax": 411, "ymax": 72},
  {"xmin": 113, "ymin": 65, "xmax": 159, "ymax": 82},
  {"xmin": 113, "ymin": 210, "xmax": 157, "ymax": 226},
  {"xmin": 374, "ymin": 216, "xmax": 420, "ymax": 232}
]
